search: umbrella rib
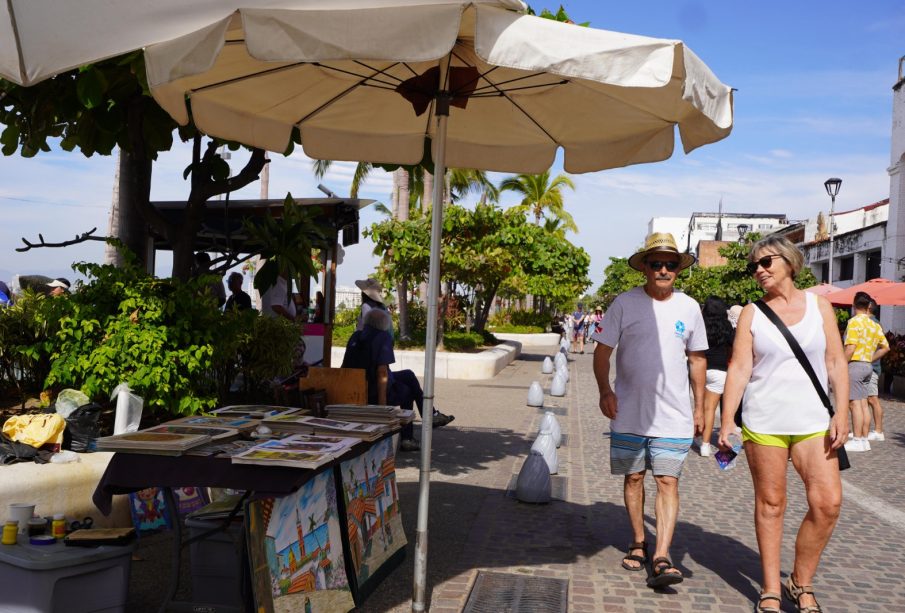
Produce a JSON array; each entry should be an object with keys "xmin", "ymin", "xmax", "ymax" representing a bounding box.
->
[
  {"xmin": 353, "ymin": 60, "xmax": 406, "ymax": 84},
  {"xmin": 469, "ymin": 72, "xmax": 563, "ymax": 94},
  {"xmin": 475, "ymin": 74, "xmax": 559, "ymax": 145},
  {"xmin": 469, "ymin": 80, "xmax": 568, "ymax": 96},
  {"xmin": 190, "ymin": 61, "xmax": 401, "ymax": 96},
  {"xmin": 293, "ymin": 62, "xmax": 402, "ymax": 127}
]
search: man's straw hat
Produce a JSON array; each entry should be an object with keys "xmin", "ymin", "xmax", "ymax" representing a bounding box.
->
[{"xmin": 627, "ymin": 232, "xmax": 696, "ymax": 273}]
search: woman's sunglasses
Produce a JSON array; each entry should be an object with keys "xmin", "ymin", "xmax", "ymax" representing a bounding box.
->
[
  {"xmin": 746, "ymin": 254, "xmax": 784, "ymax": 275},
  {"xmin": 646, "ymin": 260, "xmax": 679, "ymax": 272}
]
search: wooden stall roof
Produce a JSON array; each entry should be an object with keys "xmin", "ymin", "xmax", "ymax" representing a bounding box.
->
[{"xmin": 149, "ymin": 197, "xmax": 377, "ymax": 253}]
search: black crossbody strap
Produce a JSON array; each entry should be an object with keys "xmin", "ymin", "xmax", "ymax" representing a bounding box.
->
[{"xmin": 754, "ymin": 300, "xmax": 834, "ymax": 417}]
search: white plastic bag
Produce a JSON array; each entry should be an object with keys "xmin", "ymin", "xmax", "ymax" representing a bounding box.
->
[
  {"xmin": 49, "ymin": 450, "xmax": 80, "ymax": 464},
  {"xmin": 110, "ymin": 383, "xmax": 143, "ymax": 435},
  {"xmin": 54, "ymin": 389, "xmax": 89, "ymax": 419}
]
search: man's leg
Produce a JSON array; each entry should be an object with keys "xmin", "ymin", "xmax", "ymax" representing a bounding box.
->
[
  {"xmin": 390, "ymin": 369, "xmax": 424, "ymax": 416},
  {"xmin": 648, "ymin": 437, "xmax": 693, "ymax": 583},
  {"xmin": 610, "ymin": 433, "xmax": 651, "ymax": 570},
  {"xmin": 623, "ymin": 471, "xmax": 647, "ymax": 568},
  {"xmin": 867, "ymin": 395, "xmax": 884, "ymax": 436}
]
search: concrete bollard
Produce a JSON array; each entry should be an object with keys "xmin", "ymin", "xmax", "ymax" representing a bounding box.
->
[
  {"xmin": 541, "ymin": 356, "xmax": 554, "ymax": 374},
  {"xmin": 531, "ymin": 429, "xmax": 558, "ymax": 474},
  {"xmin": 550, "ymin": 373, "xmax": 566, "ymax": 397},
  {"xmin": 515, "ymin": 451, "xmax": 552, "ymax": 503},
  {"xmin": 527, "ymin": 381, "xmax": 544, "ymax": 407},
  {"xmin": 540, "ymin": 411, "xmax": 562, "ymax": 448}
]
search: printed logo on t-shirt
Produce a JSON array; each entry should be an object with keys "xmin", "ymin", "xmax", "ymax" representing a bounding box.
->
[{"xmin": 674, "ymin": 320, "xmax": 686, "ymax": 339}]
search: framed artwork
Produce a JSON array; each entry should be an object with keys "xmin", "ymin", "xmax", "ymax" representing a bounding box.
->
[
  {"xmin": 338, "ymin": 436, "xmax": 406, "ymax": 599},
  {"xmin": 128, "ymin": 487, "xmax": 171, "ymax": 535},
  {"xmin": 246, "ymin": 470, "xmax": 354, "ymax": 613}
]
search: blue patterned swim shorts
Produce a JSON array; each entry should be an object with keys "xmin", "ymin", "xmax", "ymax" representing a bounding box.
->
[{"xmin": 609, "ymin": 432, "xmax": 692, "ymax": 477}]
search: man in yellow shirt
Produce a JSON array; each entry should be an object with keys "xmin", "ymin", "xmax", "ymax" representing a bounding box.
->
[{"xmin": 843, "ymin": 291, "xmax": 889, "ymax": 452}]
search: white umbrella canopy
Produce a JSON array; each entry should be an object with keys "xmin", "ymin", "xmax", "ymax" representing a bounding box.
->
[
  {"xmin": 0, "ymin": 0, "xmax": 523, "ymax": 86},
  {"xmin": 144, "ymin": 7, "xmax": 732, "ymax": 609},
  {"xmin": 145, "ymin": 3, "xmax": 732, "ymax": 173}
]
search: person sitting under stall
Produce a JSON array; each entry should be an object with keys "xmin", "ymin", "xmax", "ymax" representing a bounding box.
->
[{"xmin": 342, "ymin": 308, "xmax": 454, "ymax": 452}]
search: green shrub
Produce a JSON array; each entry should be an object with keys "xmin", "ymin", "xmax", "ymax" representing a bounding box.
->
[
  {"xmin": 442, "ymin": 331, "xmax": 485, "ymax": 352},
  {"xmin": 488, "ymin": 308, "xmax": 550, "ymax": 329},
  {"xmin": 333, "ymin": 307, "xmax": 358, "ymax": 327},
  {"xmin": 0, "ymin": 290, "xmax": 60, "ymax": 396},
  {"xmin": 332, "ymin": 324, "xmax": 356, "ymax": 347},
  {"xmin": 489, "ymin": 324, "xmax": 544, "ymax": 334}
]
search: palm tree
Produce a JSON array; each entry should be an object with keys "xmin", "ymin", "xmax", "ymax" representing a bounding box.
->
[
  {"xmin": 312, "ymin": 159, "xmax": 374, "ymax": 199},
  {"xmin": 448, "ymin": 168, "xmax": 499, "ymax": 205},
  {"xmin": 500, "ymin": 170, "xmax": 577, "ymax": 232}
]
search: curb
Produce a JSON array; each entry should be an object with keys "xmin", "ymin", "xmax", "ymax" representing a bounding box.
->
[{"xmin": 331, "ymin": 340, "xmax": 522, "ymax": 380}]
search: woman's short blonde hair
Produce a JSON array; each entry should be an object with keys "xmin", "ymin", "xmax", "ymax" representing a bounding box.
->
[{"xmin": 749, "ymin": 235, "xmax": 804, "ymax": 278}]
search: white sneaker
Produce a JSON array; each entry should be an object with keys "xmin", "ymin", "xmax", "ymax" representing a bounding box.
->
[
  {"xmin": 847, "ymin": 432, "xmax": 854, "ymax": 439},
  {"xmin": 699, "ymin": 442, "xmax": 712, "ymax": 457},
  {"xmin": 867, "ymin": 431, "xmax": 885, "ymax": 442},
  {"xmin": 844, "ymin": 438, "xmax": 866, "ymax": 452},
  {"xmin": 862, "ymin": 438, "xmax": 871, "ymax": 451}
]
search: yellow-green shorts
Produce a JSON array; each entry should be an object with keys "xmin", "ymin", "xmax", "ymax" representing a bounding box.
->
[{"xmin": 741, "ymin": 426, "xmax": 828, "ymax": 449}]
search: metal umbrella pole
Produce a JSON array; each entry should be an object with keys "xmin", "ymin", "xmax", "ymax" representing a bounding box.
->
[{"xmin": 412, "ymin": 57, "xmax": 451, "ymax": 613}]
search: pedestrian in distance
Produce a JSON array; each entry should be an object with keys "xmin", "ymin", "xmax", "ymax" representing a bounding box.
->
[
  {"xmin": 354, "ymin": 277, "xmax": 390, "ymax": 332},
  {"xmin": 697, "ymin": 295, "xmax": 735, "ymax": 457},
  {"xmin": 570, "ymin": 302, "xmax": 587, "ymax": 354},
  {"xmin": 719, "ymin": 235, "xmax": 849, "ymax": 613},
  {"xmin": 865, "ymin": 299, "xmax": 886, "ymax": 442},
  {"xmin": 591, "ymin": 232, "xmax": 706, "ymax": 589},
  {"xmin": 588, "ymin": 305, "xmax": 604, "ymax": 347},
  {"xmin": 223, "ymin": 272, "xmax": 252, "ymax": 312},
  {"xmin": 842, "ymin": 291, "xmax": 889, "ymax": 452}
]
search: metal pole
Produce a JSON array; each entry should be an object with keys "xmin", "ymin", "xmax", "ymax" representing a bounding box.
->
[
  {"xmin": 828, "ymin": 194, "xmax": 835, "ymax": 283},
  {"xmin": 412, "ymin": 58, "xmax": 450, "ymax": 613}
]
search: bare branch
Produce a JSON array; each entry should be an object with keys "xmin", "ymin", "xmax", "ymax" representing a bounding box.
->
[{"xmin": 17, "ymin": 227, "xmax": 107, "ymax": 252}]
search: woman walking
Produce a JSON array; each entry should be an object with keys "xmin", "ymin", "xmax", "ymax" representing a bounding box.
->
[
  {"xmin": 697, "ymin": 296, "xmax": 734, "ymax": 457},
  {"xmin": 719, "ymin": 235, "xmax": 849, "ymax": 613}
]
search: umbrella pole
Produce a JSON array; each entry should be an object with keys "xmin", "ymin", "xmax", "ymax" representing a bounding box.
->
[{"xmin": 412, "ymin": 91, "xmax": 450, "ymax": 611}]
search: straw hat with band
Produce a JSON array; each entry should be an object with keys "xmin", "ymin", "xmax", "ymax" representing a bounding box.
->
[
  {"xmin": 627, "ymin": 232, "xmax": 695, "ymax": 273},
  {"xmin": 355, "ymin": 278, "xmax": 387, "ymax": 304}
]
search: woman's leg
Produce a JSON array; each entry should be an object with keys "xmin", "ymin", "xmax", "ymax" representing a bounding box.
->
[
  {"xmin": 702, "ymin": 389, "xmax": 721, "ymax": 445},
  {"xmin": 745, "ymin": 441, "xmax": 790, "ymax": 597},
  {"xmin": 788, "ymin": 435, "xmax": 842, "ymax": 609}
]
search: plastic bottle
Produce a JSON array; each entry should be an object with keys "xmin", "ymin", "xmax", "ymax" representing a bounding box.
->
[
  {"xmin": 52, "ymin": 514, "xmax": 67, "ymax": 539},
  {"xmin": 2, "ymin": 520, "xmax": 18, "ymax": 545},
  {"xmin": 715, "ymin": 432, "xmax": 743, "ymax": 470}
]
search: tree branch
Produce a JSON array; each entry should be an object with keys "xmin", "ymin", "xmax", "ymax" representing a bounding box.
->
[{"xmin": 17, "ymin": 227, "xmax": 107, "ymax": 252}]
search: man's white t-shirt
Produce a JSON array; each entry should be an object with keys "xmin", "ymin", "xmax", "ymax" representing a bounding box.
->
[
  {"xmin": 261, "ymin": 276, "xmax": 296, "ymax": 320},
  {"xmin": 591, "ymin": 287, "xmax": 708, "ymax": 438}
]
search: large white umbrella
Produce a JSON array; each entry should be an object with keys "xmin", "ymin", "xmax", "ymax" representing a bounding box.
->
[
  {"xmin": 144, "ymin": 7, "xmax": 731, "ymax": 607},
  {"xmin": 3, "ymin": 2, "xmax": 733, "ymax": 609}
]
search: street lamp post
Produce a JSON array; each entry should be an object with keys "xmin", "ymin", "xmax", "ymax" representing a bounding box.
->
[
  {"xmin": 737, "ymin": 223, "xmax": 749, "ymax": 242},
  {"xmin": 824, "ymin": 178, "xmax": 842, "ymax": 284}
]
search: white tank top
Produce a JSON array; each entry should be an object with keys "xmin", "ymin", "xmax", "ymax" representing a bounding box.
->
[{"xmin": 743, "ymin": 292, "xmax": 830, "ymax": 435}]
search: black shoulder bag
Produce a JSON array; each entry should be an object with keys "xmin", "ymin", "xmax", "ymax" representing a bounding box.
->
[{"xmin": 754, "ymin": 300, "xmax": 850, "ymax": 471}]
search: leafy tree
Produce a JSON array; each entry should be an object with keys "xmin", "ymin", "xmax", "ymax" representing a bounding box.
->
[
  {"xmin": 596, "ymin": 257, "xmax": 646, "ymax": 307},
  {"xmin": 1, "ymin": 53, "xmax": 269, "ymax": 279},
  {"xmin": 500, "ymin": 170, "xmax": 577, "ymax": 232}
]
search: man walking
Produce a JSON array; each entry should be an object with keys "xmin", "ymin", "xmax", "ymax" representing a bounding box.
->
[
  {"xmin": 591, "ymin": 232, "xmax": 707, "ymax": 588},
  {"xmin": 843, "ymin": 291, "xmax": 889, "ymax": 452}
]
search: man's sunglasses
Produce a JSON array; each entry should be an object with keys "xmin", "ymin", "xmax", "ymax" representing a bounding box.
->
[
  {"xmin": 646, "ymin": 260, "xmax": 679, "ymax": 272},
  {"xmin": 746, "ymin": 254, "xmax": 784, "ymax": 275}
]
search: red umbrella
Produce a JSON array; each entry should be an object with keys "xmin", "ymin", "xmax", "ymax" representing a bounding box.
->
[
  {"xmin": 824, "ymin": 278, "xmax": 905, "ymax": 306},
  {"xmin": 805, "ymin": 283, "xmax": 842, "ymax": 296}
]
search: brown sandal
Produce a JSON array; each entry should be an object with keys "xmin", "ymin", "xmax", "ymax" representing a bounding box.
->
[
  {"xmin": 783, "ymin": 573, "xmax": 823, "ymax": 612},
  {"xmin": 620, "ymin": 541, "xmax": 647, "ymax": 571},
  {"xmin": 755, "ymin": 592, "xmax": 781, "ymax": 613}
]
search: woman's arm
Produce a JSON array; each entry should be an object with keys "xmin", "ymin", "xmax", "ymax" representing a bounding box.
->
[
  {"xmin": 818, "ymin": 296, "xmax": 849, "ymax": 448},
  {"xmin": 718, "ymin": 304, "xmax": 755, "ymax": 450}
]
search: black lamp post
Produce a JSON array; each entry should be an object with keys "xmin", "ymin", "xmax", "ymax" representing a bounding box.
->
[
  {"xmin": 737, "ymin": 223, "xmax": 749, "ymax": 242},
  {"xmin": 824, "ymin": 178, "xmax": 842, "ymax": 283}
]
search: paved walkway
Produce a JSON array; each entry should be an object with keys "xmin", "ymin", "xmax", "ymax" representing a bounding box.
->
[
  {"xmin": 360, "ymin": 344, "xmax": 905, "ymax": 612},
  {"xmin": 127, "ymin": 343, "xmax": 905, "ymax": 611}
]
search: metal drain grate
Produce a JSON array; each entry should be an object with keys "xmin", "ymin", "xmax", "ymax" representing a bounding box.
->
[
  {"xmin": 505, "ymin": 475, "xmax": 567, "ymax": 501},
  {"xmin": 463, "ymin": 571, "xmax": 569, "ymax": 613}
]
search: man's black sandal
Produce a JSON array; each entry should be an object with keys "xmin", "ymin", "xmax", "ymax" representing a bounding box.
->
[
  {"xmin": 646, "ymin": 557, "xmax": 684, "ymax": 588},
  {"xmin": 620, "ymin": 541, "xmax": 648, "ymax": 572}
]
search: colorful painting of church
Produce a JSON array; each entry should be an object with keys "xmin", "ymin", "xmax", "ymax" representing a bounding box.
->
[
  {"xmin": 341, "ymin": 436, "xmax": 406, "ymax": 583},
  {"xmin": 247, "ymin": 470, "xmax": 354, "ymax": 612}
]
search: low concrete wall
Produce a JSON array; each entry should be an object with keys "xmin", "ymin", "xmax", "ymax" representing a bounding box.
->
[
  {"xmin": 0, "ymin": 452, "xmax": 131, "ymax": 527},
  {"xmin": 332, "ymin": 340, "xmax": 521, "ymax": 380},
  {"xmin": 490, "ymin": 332, "xmax": 560, "ymax": 346}
]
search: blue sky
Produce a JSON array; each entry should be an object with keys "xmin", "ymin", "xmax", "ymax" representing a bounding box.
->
[{"xmin": 1, "ymin": 1, "xmax": 903, "ymax": 292}]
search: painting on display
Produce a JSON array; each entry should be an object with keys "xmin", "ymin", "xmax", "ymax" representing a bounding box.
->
[
  {"xmin": 128, "ymin": 486, "xmax": 210, "ymax": 535},
  {"xmin": 339, "ymin": 436, "xmax": 406, "ymax": 592},
  {"xmin": 246, "ymin": 470, "xmax": 354, "ymax": 613}
]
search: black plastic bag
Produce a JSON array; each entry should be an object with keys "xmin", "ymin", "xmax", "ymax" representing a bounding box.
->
[
  {"xmin": 63, "ymin": 403, "xmax": 103, "ymax": 452},
  {"xmin": 0, "ymin": 432, "xmax": 39, "ymax": 465}
]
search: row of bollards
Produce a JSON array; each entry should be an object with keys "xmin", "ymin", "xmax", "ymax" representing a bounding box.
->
[{"xmin": 516, "ymin": 343, "xmax": 570, "ymax": 503}]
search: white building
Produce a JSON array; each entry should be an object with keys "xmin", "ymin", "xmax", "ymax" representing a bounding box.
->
[
  {"xmin": 648, "ymin": 212, "xmax": 787, "ymax": 256},
  {"xmin": 335, "ymin": 285, "xmax": 362, "ymax": 311}
]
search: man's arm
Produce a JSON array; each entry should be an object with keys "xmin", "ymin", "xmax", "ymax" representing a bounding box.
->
[
  {"xmin": 593, "ymin": 343, "xmax": 617, "ymax": 419},
  {"xmin": 687, "ymin": 350, "xmax": 706, "ymax": 436}
]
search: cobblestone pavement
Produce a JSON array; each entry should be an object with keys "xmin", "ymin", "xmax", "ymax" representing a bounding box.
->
[{"xmin": 127, "ymin": 344, "xmax": 905, "ymax": 612}]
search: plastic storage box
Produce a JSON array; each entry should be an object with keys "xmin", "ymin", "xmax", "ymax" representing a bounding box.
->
[
  {"xmin": 0, "ymin": 535, "xmax": 134, "ymax": 613},
  {"xmin": 185, "ymin": 517, "xmax": 247, "ymax": 608}
]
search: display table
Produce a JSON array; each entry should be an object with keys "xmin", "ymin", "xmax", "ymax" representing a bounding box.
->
[{"xmin": 92, "ymin": 433, "xmax": 404, "ymax": 613}]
